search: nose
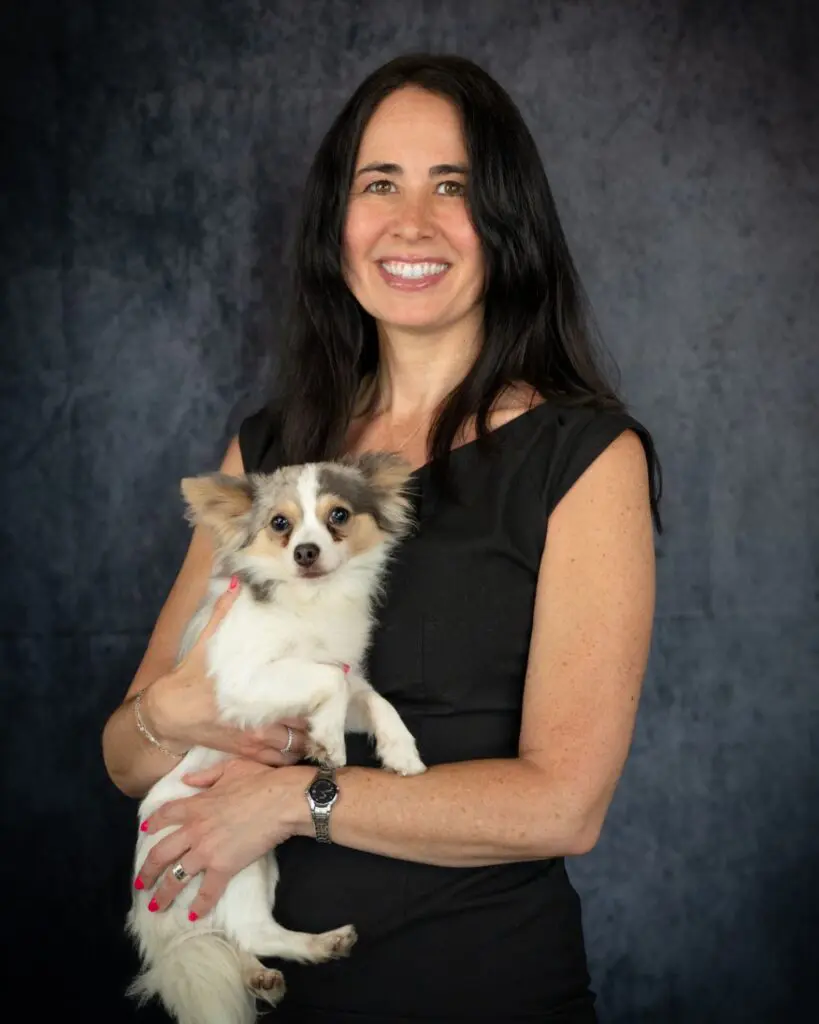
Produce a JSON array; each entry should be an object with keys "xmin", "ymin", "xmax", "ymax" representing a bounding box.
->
[
  {"xmin": 392, "ymin": 193, "xmax": 434, "ymax": 241},
  {"xmin": 293, "ymin": 542, "xmax": 320, "ymax": 568}
]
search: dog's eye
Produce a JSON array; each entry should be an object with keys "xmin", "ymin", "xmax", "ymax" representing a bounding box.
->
[
  {"xmin": 271, "ymin": 515, "xmax": 290, "ymax": 533},
  {"xmin": 329, "ymin": 507, "xmax": 349, "ymax": 526}
]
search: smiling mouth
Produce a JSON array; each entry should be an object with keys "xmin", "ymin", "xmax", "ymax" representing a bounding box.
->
[{"xmin": 377, "ymin": 260, "xmax": 451, "ymax": 290}]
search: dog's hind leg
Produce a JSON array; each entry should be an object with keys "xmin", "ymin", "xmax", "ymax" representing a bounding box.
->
[
  {"xmin": 237, "ymin": 949, "xmax": 286, "ymax": 1009},
  {"xmin": 236, "ymin": 917, "xmax": 358, "ymax": 965}
]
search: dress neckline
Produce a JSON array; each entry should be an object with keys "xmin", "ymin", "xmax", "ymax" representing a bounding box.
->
[{"xmin": 408, "ymin": 399, "xmax": 556, "ymax": 477}]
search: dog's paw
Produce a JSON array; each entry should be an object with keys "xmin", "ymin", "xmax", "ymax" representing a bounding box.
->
[
  {"xmin": 245, "ymin": 966, "xmax": 286, "ymax": 1007},
  {"xmin": 305, "ymin": 735, "xmax": 347, "ymax": 769},
  {"xmin": 378, "ymin": 740, "xmax": 426, "ymax": 777},
  {"xmin": 309, "ymin": 924, "xmax": 358, "ymax": 962}
]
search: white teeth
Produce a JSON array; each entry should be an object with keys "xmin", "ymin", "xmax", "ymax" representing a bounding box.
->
[{"xmin": 381, "ymin": 261, "xmax": 449, "ymax": 279}]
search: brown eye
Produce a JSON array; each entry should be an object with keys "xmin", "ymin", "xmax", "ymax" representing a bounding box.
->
[
  {"xmin": 271, "ymin": 515, "xmax": 290, "ymax": 533},
  {"xmin": 329, "ymin": 507, "xmax": 349, "ymax": 526},
  {"xmin": 436, "ymin": 180, "xmax": 466, "ymax": 197},
  {"xmin": 363, "ymin": 180, "xmax": 394, "ymax": 195}
]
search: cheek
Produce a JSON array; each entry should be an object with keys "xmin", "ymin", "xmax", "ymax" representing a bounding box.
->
[{"xmin": 343, "ymin": 208, "xmax": 380, "ymax": 278}]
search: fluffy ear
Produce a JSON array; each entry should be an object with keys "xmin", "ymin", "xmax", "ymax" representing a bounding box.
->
[
  {"xmin": 349, "ymin": 451, "xmax": 414, "ymax": 492},
  {"xmin": 180, "ymin": 473, "xmax": 255, "ymax": 550},
  {"xmin": 344, "ymin": 452, "xmax": 416, "ymax": 537}
]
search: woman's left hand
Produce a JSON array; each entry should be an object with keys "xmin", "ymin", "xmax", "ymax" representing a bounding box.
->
[{"xmin": 135, "ymin": 758, "xmax": 308, "ymax": 920}]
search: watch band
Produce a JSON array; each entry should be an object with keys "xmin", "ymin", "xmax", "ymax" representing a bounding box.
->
[{"xmin": 314, "ymin": 806, "xmax": 332, "ymax": 843}]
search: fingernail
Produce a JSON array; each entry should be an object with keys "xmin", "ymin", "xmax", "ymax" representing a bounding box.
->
[
  {"xmin": 134, "ymin": 877, "xmax": 144, "ymax": 890},
  {"xmin": 140, "ymin": 820, "xmax": 149, "ymax": 832},
  {"xmin": 188, "ymin": 911, "xmax": 198, "ymax": 922},
  {"xmin": 148, "ymin": 898, "xmax": 159, "ymax": 913},
  {"xmin": 228, "ymin": 575, "xmax": 239, "ymax": 591}
]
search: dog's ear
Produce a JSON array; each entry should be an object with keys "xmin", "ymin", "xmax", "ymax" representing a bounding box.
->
[
  {"xmin": 180, "ymin": 473, "xmax": 255, "ymax": 550},
  {"xmin": 343, "ymin": 452, "xmax": 416, "ymax": 537},
  {"xmin": 348, "ymin": 451, "xmax": 414, "ymax": 492}
]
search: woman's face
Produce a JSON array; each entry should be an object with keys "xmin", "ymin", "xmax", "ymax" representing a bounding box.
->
[{"xmin": 342, "ymin": 86, "xmax": 485, "ymax": 335}]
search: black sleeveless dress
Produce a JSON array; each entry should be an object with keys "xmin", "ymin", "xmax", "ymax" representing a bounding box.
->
[{"xmin": 238, "ymin": 400, "xmax": 657, "ymax": 1024}]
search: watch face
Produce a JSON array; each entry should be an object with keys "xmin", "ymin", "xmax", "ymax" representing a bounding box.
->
[{"xmin": 310, "ymin": 777, "xmax": 338, "ymax": 807}]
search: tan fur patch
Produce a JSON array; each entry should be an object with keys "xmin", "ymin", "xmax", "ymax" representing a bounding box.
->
[
  {"xmin": 345, "ymin": 511, "xmax": 385, "ymax": 556},
  {"xmin": 317, "ymin": 491, "xmax": 388, "ymax": 554}
]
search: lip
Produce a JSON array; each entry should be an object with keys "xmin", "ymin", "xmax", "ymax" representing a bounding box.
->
[
  {"xmin": 376, "ymin": 258, "xmax": 451, "ymax": 291},
  {"xmin": 377, "ymin": 256, "xmax": 451, "ymax": 263},
  {"xmin": 298, "ymin": 568, "xmax": 328, "ymax": 580}
]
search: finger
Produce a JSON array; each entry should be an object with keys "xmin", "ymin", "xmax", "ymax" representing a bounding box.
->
[
  {"xmin": 182, "ymin": 763, "xmax": 227, "ymax": 788},
  {"xmin": 253, "ymin": 748, "xmax": 301, "ymax": 767},
  {"xmin": 136, "ymin": 828, "xmax": 192, "ymax": 891},
  {"xmin": 149, "ymin": 853, "xmax": 202, "ymax": 913},
  {"xmin": 278, "ymin": 716, "xmax": 310, "ymax": 731},
  {"xmin": 197, "ymin": 577, "xmax": 242, "ymax": 643},
  {"xmin": 140, "ymin": 794, "xmax": 194, "ymax": 836},
  {"xmin": 263, "ymin": 723, "xmax": 307, "ymax": 758},
  {"xmin": 185, "ymin": 868, "xmax": 230, "ymax": 922}
]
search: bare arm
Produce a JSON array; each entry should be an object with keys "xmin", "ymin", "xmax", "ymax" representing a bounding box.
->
[{"xmin": 102, "ymin": 437, "xmax": 307, "ymax": 799}]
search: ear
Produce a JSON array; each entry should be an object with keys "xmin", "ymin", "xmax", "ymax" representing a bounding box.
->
[
  {"xmin": 344, "ymin": 452, "xmax": 416, "ymax": 537},
  {"xmin": 180, "ymin": 473, "xmax": 255, "ymax": 550},
  {"xmin": 348, "ymin": 451, "xmax": 414, "ymax": 492}
]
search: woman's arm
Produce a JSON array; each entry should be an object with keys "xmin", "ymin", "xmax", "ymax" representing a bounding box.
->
[
  {"xmin": 287, "ymin": 428, "xmax": 657, "ymax": 865},
  {"xmin": 102, "ymin": 437, "xmax": 307, "ymax": 798},
  {"xmin": 139, "ymin": 430, "xmax": 656, "ymax": 915}
]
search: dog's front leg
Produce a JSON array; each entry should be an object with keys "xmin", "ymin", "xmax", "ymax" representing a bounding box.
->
[
  {"xmin": 346, "ymin": 672, "xmax": 426, "ymax": 776},
  {"xmin": 219, "ymin": 659, "xmax": 349, "ymax": 767}
]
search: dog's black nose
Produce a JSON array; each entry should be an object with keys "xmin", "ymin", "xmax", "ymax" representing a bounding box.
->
[{"xmin": 293, "ymin": 543, "xmax": 320, "ymax": 567}]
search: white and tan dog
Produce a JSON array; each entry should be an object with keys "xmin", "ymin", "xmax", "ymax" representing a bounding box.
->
[{"xmin": 127, "ymin": 453, "xmax": 425, "ymax": 1024}]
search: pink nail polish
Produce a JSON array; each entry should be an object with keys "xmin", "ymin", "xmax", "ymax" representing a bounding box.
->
[
  {"xmin": 188, "ymin": 911, "xmax": 198, "ymax": 922},
  {"xmin": 228, "ymin": 575, "xmax": 239, "ymax": 591},
  {"xmin": 140, "ymin": 821, "xmax": 149, "ymax": 832},
  {"xmin": 148, "ymin": 898, "xmax": 159, "ymax": 913},
  {"xmin": 134, "ymin": 877, "xmax": 144, "ymax": 890}
]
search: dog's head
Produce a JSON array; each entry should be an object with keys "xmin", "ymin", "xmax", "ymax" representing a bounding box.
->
[{"xmin": 181, "ymin": 453, "xmax": 415, "ymax": 585}]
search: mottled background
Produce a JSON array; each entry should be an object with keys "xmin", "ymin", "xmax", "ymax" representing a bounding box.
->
[{"xmin": 2, "ymin": 0, "xmax": 817, "ymax": 1020}]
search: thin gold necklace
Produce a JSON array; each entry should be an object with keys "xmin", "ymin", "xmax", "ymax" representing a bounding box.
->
[
  {"xmin": 389, "ymin": 417, "xmax": 426, "ymax": 454},
  {"xmin": 359, "ymin": 375, "xmax": 427, "ymax": 456}
]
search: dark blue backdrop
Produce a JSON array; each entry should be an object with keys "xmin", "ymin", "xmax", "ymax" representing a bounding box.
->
[{"xmin": 2, "ymin": 1, "xmax": 817, "ymax": 1020}]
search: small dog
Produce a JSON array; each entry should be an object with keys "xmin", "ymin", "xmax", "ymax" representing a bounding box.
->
[{"xmin": 127, "ymin": 452, "xmax": 426, "ymax": 1024}]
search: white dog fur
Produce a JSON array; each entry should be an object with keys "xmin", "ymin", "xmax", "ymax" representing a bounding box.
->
[{"xmin": 127, "ymin": 454, "xmax": 425, "ymax": 1023}]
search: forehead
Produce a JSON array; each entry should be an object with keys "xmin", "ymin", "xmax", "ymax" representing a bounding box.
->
[
  {"xmin": 356, "ymin": 86, "xmax": 467, "ymax": 165},
  {"xmin": 251, "ymin": 465, "xmax": 376, "ymax": 517}
]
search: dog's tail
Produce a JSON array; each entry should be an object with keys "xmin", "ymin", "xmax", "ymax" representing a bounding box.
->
[{"xmin": 127, "ymin": 930, "xmax": 255, "ymax": 1024}]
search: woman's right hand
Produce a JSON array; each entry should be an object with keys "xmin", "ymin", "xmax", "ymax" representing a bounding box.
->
[{"xmin": 139, "ymin": 581, "xmax": 309, "ymax": 766}]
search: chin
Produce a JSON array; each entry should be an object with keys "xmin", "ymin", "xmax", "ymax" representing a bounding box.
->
[{"xmin": 126, "ymin": 452, "xmax": 427, "ymax": 1023}]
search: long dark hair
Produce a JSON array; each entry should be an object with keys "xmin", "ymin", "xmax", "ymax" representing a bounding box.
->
[{"xmin": 273, "ymin": 53, "xmax": 662, "ymax": 530}]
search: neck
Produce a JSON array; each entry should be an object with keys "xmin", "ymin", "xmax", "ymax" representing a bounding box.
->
[{"xmin": 369, "ymin": 311, "xmax": 483, "ymax": 421}]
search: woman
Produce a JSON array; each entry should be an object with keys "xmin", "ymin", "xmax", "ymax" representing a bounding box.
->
[{"xmin": 103, "ymin": 54, "xmax": 662, "ymax": 1023}]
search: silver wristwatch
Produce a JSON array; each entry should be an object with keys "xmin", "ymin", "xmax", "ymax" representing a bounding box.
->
[{"xmin": 305, "ymin": 765, "xmax": 339, "ymax": 843}]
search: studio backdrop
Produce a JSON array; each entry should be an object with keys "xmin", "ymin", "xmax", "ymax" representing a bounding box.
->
[{"xmin": 2, "ymin": 1, "xmax": 817, "ymax": 1021}]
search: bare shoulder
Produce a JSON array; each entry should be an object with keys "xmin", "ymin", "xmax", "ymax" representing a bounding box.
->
[
  {"xmin": 221, "ymin": 434, "xmax": 245, "ymax": 475},
  {"xmin": 551, "ymin": 425, "xmax": 651, "ymax": 525},
  {"xmin": 477, "ymin": 383, "xmax": 545, "ymax": 435}
]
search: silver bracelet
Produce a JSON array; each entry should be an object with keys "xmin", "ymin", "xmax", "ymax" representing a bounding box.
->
[{"xmin": 133, "ymin": 689, "xmax": 186, "ymax": 759}]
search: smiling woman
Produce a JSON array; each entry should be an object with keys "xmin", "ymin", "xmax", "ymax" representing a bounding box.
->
[
  {"xmin": 104, "ymin": 52, "xmax": 662, "ymax": 1024},
  {"xmin": 343, "ymin": 91, "xmax": 483, "ymax": 336}
]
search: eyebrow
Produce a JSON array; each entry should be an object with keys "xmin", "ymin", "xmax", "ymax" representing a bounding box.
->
[{"xmin": 354, "ymin": 162, "xmax": 469, "ymax": 178}]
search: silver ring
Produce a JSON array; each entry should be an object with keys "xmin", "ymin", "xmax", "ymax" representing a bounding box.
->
[
  {"xmin": 279, "ymin": 726, "xmax": 294, "ymax": 756},
  {"xmin": 171, "ymin": 862, "xmax": 189, "ymax": 883}
]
